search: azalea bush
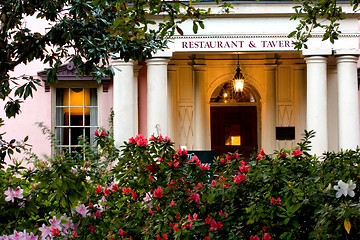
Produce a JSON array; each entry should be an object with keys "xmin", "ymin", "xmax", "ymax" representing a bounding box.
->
[{"xmin": 1, "ymin": 130, "xmax": 360, "ymax": 240}]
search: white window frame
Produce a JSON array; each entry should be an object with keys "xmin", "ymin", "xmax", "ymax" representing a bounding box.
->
[{"xmin": 51, "ymin": 81, "xmax": 101, "ymax": 154}]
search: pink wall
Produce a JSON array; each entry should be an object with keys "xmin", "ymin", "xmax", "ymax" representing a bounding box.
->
[{"xmin": 138, "ymin": 63, "xmax": 147, "ymax": 136}]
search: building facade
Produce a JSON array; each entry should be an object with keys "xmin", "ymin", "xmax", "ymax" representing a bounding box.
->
[{"xmin": 3, "ymin": 1, "xmax": 360, "ymax": 160}]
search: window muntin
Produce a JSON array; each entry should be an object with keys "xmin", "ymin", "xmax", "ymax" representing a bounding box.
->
[{"xmin": 55, "ymin": 88, "xmax": 98, "ymax": 153}]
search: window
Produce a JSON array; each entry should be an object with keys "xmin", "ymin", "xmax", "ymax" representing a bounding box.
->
[{"xmin": 55, "ymin": 88, "xmax": 98, "ymax": 153}]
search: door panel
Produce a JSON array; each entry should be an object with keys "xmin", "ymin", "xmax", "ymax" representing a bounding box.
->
[{"xmin": 211, "ymin": 106, "xmax": 258, "ymax": 160}]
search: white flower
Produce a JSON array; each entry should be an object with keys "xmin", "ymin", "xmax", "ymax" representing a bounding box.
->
[
  {"xmin": 348, "ymin": 180, "xmax": 356, "ymax": 197},
  {"xmin": 334, "ymin": 180, "xmax": 356, "ymax": 198}
]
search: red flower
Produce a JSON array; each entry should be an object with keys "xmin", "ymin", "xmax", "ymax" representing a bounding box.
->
[
  {"xmin": 88, "ymin": 202, "xmax": 93, "ymax": 208},
  {"xmin": 211, "ymin": 180, "xmax": 216, "ymax": 187},
  {"xmin": 189, "ymin": 192, "xmax": 200, "ymax": 202},
  {"xmin": 175, "ymin": 212, "xmax": 181, "ymax": 219},
  {"xmin": 150, "ymin": 133, "xmax": 156, "ymax": 141},
  {"xmin": 112, "ymin": 184, "xmax": 118, "ymax": 192},
  {"xmin": 270, "ymin": 197, "xmax": 281, "ymax": 205},
  {"xmin": 119, "ymin": 228, "xmax": 126, "ymax": 236},
  {"xmin": 256, "ymin": 154, "xmax": 263, "ymax": 160},
  {"xmin": 103, "ymin": 187, "xmax": 110, "ymax": 196},
  {"xmin": 234, "ymin": 153, "xmax": 240, "ymax": 159},
  {"xmin": 176, "ymin": 148, "xmax": 187, "ymax": 156},
  {"xmin": 170, "ymin": 200, "xmax": 176, "ymax": 207},
  {"xmin": 95, "ymin": 185, "xmax": 102, "ymax": 193},
  {"xmin": 122, "ymin": 187, "xmax": 131, "ymax": 195},
  {"xmin": 131, "ymin": 190, "xmax": 137, "ymax": 199},
  {"xmin": 128, "ymin": 137, "xmax": 135, "ymax": 144},
  {"xmin": 220, "ymin": 158, "xmax": 225, "ymax": 164},
  {"xmin": 156, "ymin": 205, "xmax": 160, "ymax": 211},
  {"xmin": 94, "ymin": 129, "xmax": 105, "ymax": 137},
  {"xmin": 292, "ymin": 148, "xmax": 303, "ymax": 156},
  {"xmin": 204, "ymin": 237, "xmax": 211, "ymax": 240},
  {"xmin": 262, "ymin": 226, "xmax": 267, "ymax": 232},
  {"xmin": 233, "ymin": 173, "xmax": 245, "ymax": 184},
  {"xmin": 153, "ymin": 186, "xmax": 163, "ymax": 199},
  {"xmin": 157, "ymin": 235, "xmax": 161, "ymax": 240},
  {"xmin": 169, "ymin": 160, "xmax": 179, "ymax": 167},
  {"xmin": 163, "ymin": 234, "xmax": 168, "ymax": 240},
  {"xmin": 199, "ymin": 164, "xmax": 210, "ymax": 171},
  {"xmin": 94, "ymin": 129, "xmax": 100, "ymax": 137},
  {"xmin": 279, "ymin": 151, "xmax": 287, "ymax": 157},
  {"xmin": 226, "ymin": 154, "xmax": 233, "ymax": 161},
  {"xmin": 51, "ymin": 228, "xmax": 60, "ymax": 236},
  {"xmin": 264, "ymin": 232, "xmax": 271, "ymax": 240},
  {"xmin": 239, "ymin": 165, "xmax": 249, "ymax": 173},
  {"xmin": 205, "ymin": 217, "xmax": 213, "ymax": 224},
  {"xmin": 210, "ymin": 220, "xmax": 223, "ymax": 230},
  {"xmin": 250, "ymin": 235, "xmax": 260, "ymax": 240},
  {"xmin": 163, "ymin": 136, "xmax": 171, "ymax": 142},
  {"xmin": 72, "ymin": 232, "xmax": 77, "ymax": 238},
  {"xmin": 260, "ymin": 149, "xmax": 265, "ymax": 156},
  {"xmin": 149, "ymin": 208, "xmax": 154, "ymax": 215},
  {"xmin": 89, "ymin": 225, "xmax": 96, "ymax": 233},
  {"xmin": 135, "ymin": 134, "xmax": 148, "ymax": 147}
]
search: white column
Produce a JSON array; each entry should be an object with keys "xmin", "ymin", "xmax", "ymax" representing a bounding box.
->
[
  {"xmin": 112, "ymin": 59, "xmax": 135, "ymax": 147},
  {"xmin": 146, "ymin": 58, "xmax": 169, "ymax": 137},
  {"xmin": 193, "ymin": 63, "xmax": 209, "ymax": 150},
  {"xmin": 263, "ymin": 64, "xmax": 277, "ymax": 153},
  {"xmin": 336, "ymin": 55, "xmax": 360, "ymax": 150},
  {"xmin": 304, "ymin": 56, "xmax": 328, "ymax": 155}
]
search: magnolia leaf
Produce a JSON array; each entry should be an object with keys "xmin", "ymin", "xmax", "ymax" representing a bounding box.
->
[{"xmin": 344, "ymin": 219, "xmax": 351, "ymax": 234}]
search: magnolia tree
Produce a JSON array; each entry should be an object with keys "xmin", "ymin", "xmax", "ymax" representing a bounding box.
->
[{"xmin": 1, "ymin": 130, "xmax": 360, "ymax": 239}]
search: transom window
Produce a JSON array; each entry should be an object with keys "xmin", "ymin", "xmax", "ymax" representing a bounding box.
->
[
  {"xmin": 210, "ymin": 81, "xmax": 256, "ymax": 103},
  {"xmin": 55, "ymin": 88, "xmax": 98, "ymax": 153}
]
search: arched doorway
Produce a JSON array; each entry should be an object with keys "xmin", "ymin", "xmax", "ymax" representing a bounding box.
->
[{"xmin": 210, "ymin": 81, "xmax": 260, "ymax": 160}]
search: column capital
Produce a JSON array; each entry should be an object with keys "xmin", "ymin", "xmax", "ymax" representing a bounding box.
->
[
  {"xmin": 146, "ymin": 57, "xmax": 170, "ymax": 66},
  {"xmin": 111, "ymin": 58, "xmax": 134, "ymax": 66},
  {"xmin": 335, "ymin": 55, "xmax": 359, "ymax": 64},
  {"xmin": 304, "ymin": 55, "xmax": 328, "ymax": 63}
]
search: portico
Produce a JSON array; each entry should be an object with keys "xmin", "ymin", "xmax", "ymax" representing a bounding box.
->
[{"xmin": 111, "ymin": 2, "xmax": 360, "ymax": 157}]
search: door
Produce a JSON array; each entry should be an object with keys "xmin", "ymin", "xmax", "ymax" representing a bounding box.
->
[{"xmin": 211, "ymin": 106, "xmax": 257, "ymax": 160}]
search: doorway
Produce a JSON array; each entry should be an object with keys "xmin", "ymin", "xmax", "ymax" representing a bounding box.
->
[{"xmin": 211, "ymin": 106, "xmax": 258, "ymax": 159}]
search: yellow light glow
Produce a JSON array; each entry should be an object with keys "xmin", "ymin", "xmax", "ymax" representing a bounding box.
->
[
  {"xmin": 234, "ymin": 79, "xmax": 244, "ymax": 92},
  {"xmin": 63, "ymin": 88, "xmax": 90, "ymax": 115},
  {"xmin": 223, "ymin": 93, "xmax": 228, "ymax": 98},
  {"xmin": 225, "ymin": 136, "xmax": 241, "ymax": 146}
]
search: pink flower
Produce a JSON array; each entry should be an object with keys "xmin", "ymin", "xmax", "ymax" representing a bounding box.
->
[
  {"xmin": 103, "ymin": 187, "xmax": 110, "ymax": 197},
  {"xmin": 256, "ymin": 154, "xmax": 263, "ymax": 160},
  {"xmin": 188, "ymin": 155, "xmax": 201, "ymax": 165},
  {"xmin": 13, "ymin": 187, "xmax": 23, "ymax": 200},
  {"xmin": 4, "ymin": 187, "xmax": 15, "ymax": 202},
  {"xmin": 250, "ymin": 235, "xmax": 260, "ymax": 240},
  {"xmin": 170, "ymin": 199, "xmax": 176, "ymax": 207},
  {"xmin": 189, "ymin": 192, "xmax": 200, "ymax": 202},
  {"xmin": 169, "ymin": 160, "xmax": 179, "ymax": 167},
  {"xmin": 135, "ymin": 134, "xmax": 148, "ymax": 147},
  {"xmin": 292, "ymin": 148, "xmax": 303, "ymax": 156},
  {"xmin": 163, "ymin": 136, "xmax": 171, "ymax": 142},
  {"xmin": 39, "ymin": 224, "xmax": 51, "ymax": 238},
  {"xmin": 75, "ymin": 204, "xmax": 89, "ymax": 217},
  {"xmin": 270, "ymin": 197, "xmax": 281, "ymax": 205},
  {"xmin": 204, "ymin": 237, "xmax": 211, "ymax": 240},
  {"xmin": 226, "ymin": 154, "xmax": 232, "ymax": 161},
  {"xmin": 153, "ymin": 187, "xmax": 163, "ymax": 199},
  {"xmin": 220, "ymin": 158, "xmax": 225, "ymax": 164},
  {"xmin": 264, "ymin": 232, "xmax": 271, "ymax": 240}
]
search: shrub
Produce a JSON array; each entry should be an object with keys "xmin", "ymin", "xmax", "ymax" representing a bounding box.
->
[{"xmin": 0, "ymin": 130, "xmax": 360, "ymax": 240}]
